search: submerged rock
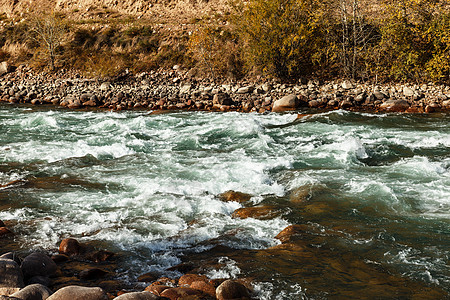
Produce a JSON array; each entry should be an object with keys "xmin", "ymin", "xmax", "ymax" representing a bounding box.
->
[
  {"xmin": 218, "ymin": 191, "xmax": 251, "ymax": 203},
  {"xmin": 232, "ymin": 206, "xmax": 278, "ymax": 220}
]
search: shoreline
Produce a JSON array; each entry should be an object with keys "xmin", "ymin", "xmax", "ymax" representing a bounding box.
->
[{"xmin": 1, "ymin": 65, "xmax": 450, "ymax": 114}]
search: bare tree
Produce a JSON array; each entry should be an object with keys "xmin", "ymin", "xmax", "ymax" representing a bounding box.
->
[{"xmin": 29, "ymin": 12, "xmax": 66, "ymax": 71}]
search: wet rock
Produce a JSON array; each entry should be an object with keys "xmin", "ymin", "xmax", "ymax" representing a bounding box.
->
[
  {"xmin": 9, "ymin": 283, "xmax": 52, "ymax": 300},
  {"xmin": 137, "ymin": 272, "xmax": 158, "ymax": 283},
  {"xmin": 232, "ymin": 206, "xmax": 277, "ymax": 220},
  {"xmin": 380, "ymin": 100, "xmax": 410, "ymax": 112},
  {"xmin": 218, "ymin": 191, "xmax": 251, "ymax": 203},
  {"xmin": 160, "ymin": 287, "xmax": 203, "ymax": 300},
  {"xmin": 113, "ymin": 291, "xmax": 159, "ymax": 300},
  {"xmin": 272, "ymin": 95, "xmax": 298, "ymax": 112},
  {"xmin": 78, "ymin": 268, "xmax": 108, "ymax": 280},
  {"xmin": 178, "ymin": 274, "xmax": 208, "ymax": 287},
  {"xmin": 216, "ymin": 280, "xmax": 250, "ymax": 300},
  {"xmin": 21, "ymin": 253, "xmax": 57, "ymax": 279},
  {"xmin": 87, "ymin": 250, "xmax": 114, "ymax": 263},
  {"xmin": 275, "ymin": 225, "xmax": 308, "ymax": 243},
  {"xmin": 50, "ymin": 255, "xmax": 68, "ymax": 264},
  {"xmin": 0, "ymin": 227, "xmax": 13, "ymax": 237},
  {"xmin": 59, "ymin": 238, "xmax": 81, "ymax": 256},
  {"xmin": 46, "ymin": 286, "xmax": 107, "ymax": 300},
  {"xmin": 166, "ymin": 263, "xmax": 195, "ymax": 273},
  {"xmin": 0, "ymin": 258, "xmax": 24, "ymax": 293},
  {"xmin": 190, "ymin": 280, "xmax": 216, "ymax": 298}
]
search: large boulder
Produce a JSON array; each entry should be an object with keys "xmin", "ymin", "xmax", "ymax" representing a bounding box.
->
[
  {"xmin": 113, "ymin": 291, "xmax": 159, "ymax": 300},
  {"xmin": 21, "ymin": 253, "xmax": 57, "ymax": 279},
  {"xmin": 178, "ymin": 274, "xmax": 208, "ymax": 287},
  {"xmin": 0, "ymin": 258, "xmax": 24, "ymax": 296},
  {"xmin": 9, "ymin": 283, "xmax": 52, "ymax": 300},
  {"xmin": 216, "ymin": 280, "xmax": 250, "ymax": 300},
  {"xmin": 46, "ymin": 286, "xmax": 107, "ymax": 300},
  {"xmin": 379, "ymin": 100, "xmax": 410, "ymax": 112},
  {"xmin": 272, "ymin": 95, "xmax": 298, "ymax": 112}
]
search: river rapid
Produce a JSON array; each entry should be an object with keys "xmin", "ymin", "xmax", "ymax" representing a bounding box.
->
[{"xmin": 0, "ymin": 104, "xmax": 449, "ymax": 299}]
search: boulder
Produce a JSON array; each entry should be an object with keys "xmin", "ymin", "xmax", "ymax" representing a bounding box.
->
[
  {"xmin": 0, "ymin": 259, "xmax": 24, "ymax": 292},
  {"xmin": 232, "ymin": 206, "xmax": 277, "ymax": 220},
  {"xmin": 59, "ymin": 238, "xmax": 81, "ymax": 256},
  {"xmin": 178, "ymin": 274, "xmax": 208, "ymax": 287},
  {"xmin": 212, "ymin": 93, "xmax": 232, "ymax": 106},
  {"xmin": 21, "ymin": 253, "xmax": 57, "ymax": 279},
  {"xmin": 46, "ymin": 286, "xmax": 107, "ymax": 300},
  {"xmin": 190, "ymin": 280, "xmax": 216, "ymax": 298},
  {"xmin": 113, "ymin": 291, "xmax": 159, "ymax": 300},
  {"xmin": 275, "ymin": 225, "xmax": 308, "ymax": 243},
  {"xmin": 144, "ymin": 285, "xmax": 170, "ymax": 296},
  {"xmin": 0, "ymin": 253, "xmax": 20, "ymax": 266},
  {"xmin": 218, "ymin": 191, "xmax": 251, "ymax": 203},
  {"xmin": 403, "ymin": 87, "xmax": 415, "ymax": 97},
  {"xmin": 160, "ymin": 287, "xmax": 202, "ymax": 300},
  {"xmin": 0, "ymin": 62, "xmax": 11, "ymax": 76},
  {"xmin": 216, "ymin": 280, "xmax": 250, "ymax": 300},
  {"xmin": 9, "ymin": 283, "xmax": 52, "ymax": 300},
  {"xmin": 272, "ymin": 95, "xmax": 298, "ymax": 112},
  {"xmin": 379, "ymin": 100, "xmax": 410, "ymax": 112}
]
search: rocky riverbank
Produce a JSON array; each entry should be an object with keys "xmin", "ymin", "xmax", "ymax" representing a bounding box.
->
[{"xmin": 1, "ymin": 63, "xmax": 450, "ymax": 114}]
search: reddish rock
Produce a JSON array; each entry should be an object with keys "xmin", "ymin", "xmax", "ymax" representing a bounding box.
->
[
  {"xmin": 144, "ymin": 285, "xmax": 171, "ymax": 296},
  {"xmin": 0, "ymin": 227, "xmax": 13, "ymax": 237},
  {"xmin": 160, "ymin": 287, "xmax": 203, "ymax": 300},
  {"xmin": 216, "ymin": 280, "xmax": 250, "ymax": 300},
  {"xmin": 59, "ymin": 238, "xmax": 81, "ymax": 256},
  {"xmin": 232, "ymin": 206, "xmax": 277, "ymax": 220},
  {"xmin": 218, "ymin": 191, "xmax": 251, "ymax": 203},
  {"xmin": 275, "ymin": 225, "xmax": 307, "ymax": 243},
  {"xmin": 190, "ymin": 280, "xmax": 216, "ymax": 298},
  {"xmin": 178, "ymin": 274, "xmax": 208, "ymax": 287}
]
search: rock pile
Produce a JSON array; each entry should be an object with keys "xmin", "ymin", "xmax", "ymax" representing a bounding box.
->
[{"xmin": 1, "ymin": 64, "xmax": 450, "ymax": 114}]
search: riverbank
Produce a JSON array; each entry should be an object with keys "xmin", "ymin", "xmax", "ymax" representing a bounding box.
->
[{"xmin": 1, "ymin": 64, "xmax": 450, "ymax": 114}]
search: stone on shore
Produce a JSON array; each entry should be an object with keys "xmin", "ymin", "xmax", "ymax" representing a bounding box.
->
[
  {"xmin": 403, "ymin": 87, "xmax": 415, "ymax": 97},
  {"xmin": 216, "ymin": 280, "xmax": 250, "ymax": 300},
  {"xmin": 379, "ymin": 100, "xmax": 410, "ymax": 112},
  {"xmin": 113, "ymin": 291, "xmax": 159, "ymax": 300},
  {"xmin": 212, "ymin": 93, "xmax": 232, "ymax": 106},
  {"xmin": 0, "ymin": 258, "xmax": 24, "ymax": 295},
  {"xmin": 59, "ymin": 238, "xmax": 81, "ymax": 256},
  {"xmin": 9, "ymin": 283, "xmax": 52, "ymax": 300},
  {"xmin": 21, "ymin": 253, "xmax": 57, "ymax": 279},
  {"xmin": 190, "ymin": 280, "xmax": 216, "ymax": 298},
  {"xmin": 178, "ymin": 274, "xmax": 208, "ymax": 287},
  {"xmin": 46, "ymin": 286, "xmax": 108, "ymax": 300},
  {"xmin": 0, "ymin": 62, "xmax": 11, "ymax": 76},
  {"xmin": 160, "ymin": 287, "xmax": 203, "ymax": 300},
  {"xmin": 272, "ymin": 95, "xmax": 298, "ymax": 112},
  {"xmin": 144, "ymin": 285, "xmax": 170, "ymax": 296}
]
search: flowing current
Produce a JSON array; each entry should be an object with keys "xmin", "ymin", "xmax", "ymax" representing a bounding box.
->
[{"xmin": 0, "ymin": 104, "xmax": 449, "ymax": 298}]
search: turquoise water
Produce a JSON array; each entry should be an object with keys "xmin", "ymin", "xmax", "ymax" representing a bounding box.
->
[{"xmin": 0, "ymin": 104, "xmax": 449, "ymax": 298}]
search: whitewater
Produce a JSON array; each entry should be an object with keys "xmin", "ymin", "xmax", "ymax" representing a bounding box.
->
[{"xmin": 0, "ymin": 104, "xmax": 449, "ymax": 298}]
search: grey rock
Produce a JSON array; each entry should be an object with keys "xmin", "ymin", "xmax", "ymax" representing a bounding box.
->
[
  {"xmin": 373, "ymin": 91, "xmax": 386, "ymax": 100},
  {"xmin": 236, "ymin": 86, "xmax": 254, "ymax": 94},
  {"xmin": 46, "ymin": 286, "xmax": 107, "ymax": 300},
  {"xmin": 341, "ymin": 81, "xmax": 354, "ymax": 90},
  {"xmin": 0, "ymin": 258, "xmax": 24, "ymax": 291},
  {"xmin": 21, "ymin": 253, "xmax": 57, "ymax": 279},
  {"xmin": 10, "ymin": 284, "xmax": 52, "ymax": 300},
  {"xmin": 113, "ymin": 291, "xmax": 159, "ymax": 300},
  {"xmin": 272, "ymin": 94, "xmax": 298, "ymax": 112},
  {"xmin": 261, "ymin": 83, "xmax": 272, "ymax": 93}
]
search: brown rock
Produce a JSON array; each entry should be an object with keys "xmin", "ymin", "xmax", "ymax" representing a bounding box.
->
[
  {"xmin": 216, "ymin": 280, "xmax": 250, "ymax": 300},
  {"xmin": 87, "ymin": 250, "xmax": 114, "ymax": 263},
  {"xmin": 272, "ymin": 95, "xmax": 298, "ymax": 112},
  {"xmin": 218, "ymin": 191, "xmax": 251, "ymax": 203},
  {"xmin": 232, "ymin": 206, "xmax": 277, "ymax": 220},
  {"xmin": 379, "ymin": 100, "xmax": 410, "ymax": 112},
  {"xmin": 51, "ymin": 254, "xmax": 69, "ymax": 264},
  {"xmin": 190, "ymin": 281, "xmax": 216, "ymax": 298},
  {"xmin": 275, "ymin": 225, "xmax": 307, "ymax": 243},
  {"xmin": 59, "ymin": 238, "xmax": 81, "ymax": 256},
  {"xmin": 137, "ymin": 272, "xmax": 158, "ymax": 283},
  {"xmin": 160, "ymin": 287, "xmax": 202, "ymax": 300},
  {"xmin": 178, "ymin": 274, "xmax": 208, "ymax": 287},
  {"xmin": 46, "ymin": 286, "xmax": 108, "ymax": 300},
  {"xmin": 144, "ymin": 285, "xmax": 171, "ymax": 296},
  {"xmin": 0, "ymin": 227, "xmax": 13, "ymax": 237}
]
